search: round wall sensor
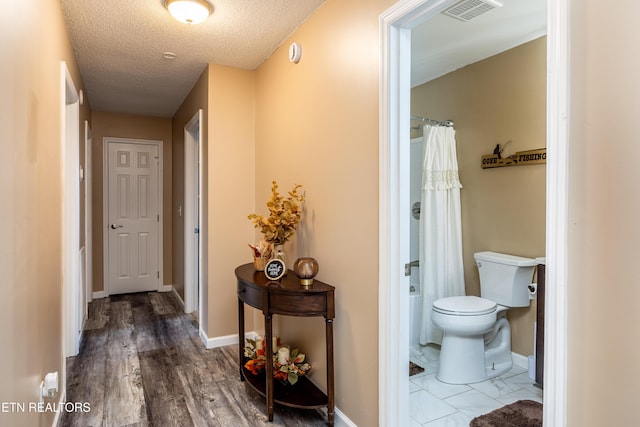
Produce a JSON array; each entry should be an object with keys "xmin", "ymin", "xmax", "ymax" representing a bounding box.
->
[{"xmin": 289, "ymin": 42, "xmax": 302, "ymax": 64}]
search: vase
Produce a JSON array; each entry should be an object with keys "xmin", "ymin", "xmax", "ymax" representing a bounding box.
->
[
  {"xmin": 272, "ymin": 244, "xmax": 287, "ymax": 274},
  {"xmin": 253, "ymin": 256, "xmax": 269, "ymax": 271},
  {"xmin": 293, "ymin": 257, "xmax": 319, "ymax": 287}
]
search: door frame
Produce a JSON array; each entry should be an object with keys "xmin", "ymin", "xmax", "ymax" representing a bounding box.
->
[
  {"xmin": 102, "ymin": 137, "xmax": 164, "ymax": 296},
  {"xmin": 378, "ymin": 1, "xmax": 569, "ymax": 426},
  {"xmin": 85, "ymin": 121, "xmax": 93, "ymax": 305},
  {"xmin": 184, "ymin": 110, "xmax": 203, "ymax": 317},
  {"xmin": 61, "ymin": 62, "xmax": 82, "ymax": 359}
]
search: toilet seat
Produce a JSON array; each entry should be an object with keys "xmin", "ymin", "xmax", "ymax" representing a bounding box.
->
[{"xmin": 433, "ymin": 296, "xmax": 497, "ymax": 316}]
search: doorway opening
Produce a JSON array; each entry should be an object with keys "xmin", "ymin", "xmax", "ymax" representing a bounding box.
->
[
  {"xmin": 184, "ymin": 110, "xmax": 204, "ymax": 320},
  {"xmin": 378, "ymin": 1, "xmax": 569, "ymax": 426}
]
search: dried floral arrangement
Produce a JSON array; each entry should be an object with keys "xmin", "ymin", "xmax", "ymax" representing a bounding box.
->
[
  {"xmin": 248, "ymin": 240, "xmax": 273, "ymax": 259},
  {"xmin": 248, "ymin": 181, "xmax": 305, "ymax": 245},
  {"xmin": 244, "ymin": 337, "xmax": 311, "ymax": 385}
]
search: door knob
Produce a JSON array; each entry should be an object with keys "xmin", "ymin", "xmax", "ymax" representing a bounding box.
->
[{"xmin": 110, "ymin": 223, "xmax": 123, "ymax": 229}]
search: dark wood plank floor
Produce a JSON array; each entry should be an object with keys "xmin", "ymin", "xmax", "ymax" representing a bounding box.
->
[{"xmin": 60, "ymin": 292, "xmax": 327, "ymax": 427}]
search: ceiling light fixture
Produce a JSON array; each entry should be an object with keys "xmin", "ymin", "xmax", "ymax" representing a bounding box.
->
[{"xmin": 165, "ymin": 0, "xmax": 212, "ymax": 25}]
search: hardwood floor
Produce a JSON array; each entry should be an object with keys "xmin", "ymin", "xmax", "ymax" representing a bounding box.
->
[{"xmin": 61, "ymin": 292, "xmax": 327, "ymax": 427}]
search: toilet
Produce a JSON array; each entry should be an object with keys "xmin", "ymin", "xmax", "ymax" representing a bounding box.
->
[{"xmin": 432, "ymin": 251, "xmax": 536, "ymax": 384}]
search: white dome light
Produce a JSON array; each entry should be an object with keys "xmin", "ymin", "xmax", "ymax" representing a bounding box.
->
[{"xmin": 165, "ymin": 0, "xmax": 212, "ymax": 25}]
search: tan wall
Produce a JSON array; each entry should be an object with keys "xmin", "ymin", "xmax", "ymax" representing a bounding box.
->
[
  {"xmin": 0, "ymin": 1, "xmax": 90, "ymax": 425},
  {"xmin": 567, "ymin": 2, "xmax": 640, "ymax": 425},
  {"xmin": 6, "ymin": 2, "xmax": 639, "ymax": 426},
  {"xmin": 254, "ymin": 0, "xmax": 394, "ymax": 424},
  {"xmin": 172, "ymin": 68, "xmax": 209, "ymax": 304},
  {"xmin": 206, "ymin": 65, "xmax": 256, "ymax": 337},
  {"xmin": 90, "ymin": 112, "xmax": 173, "ymax": 292},
  {"xmin": 411, "ymin": 37, "xmax": 547, "ymax": 356}
]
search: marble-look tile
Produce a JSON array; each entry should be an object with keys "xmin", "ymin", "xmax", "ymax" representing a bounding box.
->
[
  {"xmin": 443, "ymin": 389, "xmax": 504, "ymax": 418},
  {"xmin": 409, "ymin": 344, "xmax": 544, "ymax": 427},
  {"xmin": 421, "ymin": 344, "xmax": 442, "ymax": 362},
  {"xmin": 499, "ymin": 365, "xmax": 527, "ymax": 378},
  {"xmin": 424, "ymin": 411, "xmax": 472, "ymax": 427},
  {"xmin": 497, "ymin": 388, "xmax": 543, "ymax": 405},
  {"xmin": 503, "ymin": 371, "xmax": 537, "ymax": 388},
  {"xmin": 409, "ymin": 379, "xmax": 422, "ymax": 393},
  {"xmin": 410, "ymin": 390, "xmax": 457, "ymax": 424},
  {"xmin": 410, "ymin": 347, "xmax": 433, "ymax": 369},
  {"xmin": 411, "ymin": 374, "xmax": 471, "ymax": 400},
  {"xmin": 469, "ymin": 376, "xmax": 523, "ymax": 399}
]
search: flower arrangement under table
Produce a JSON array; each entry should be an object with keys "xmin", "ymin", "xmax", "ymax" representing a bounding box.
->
[{"xmin": 244, "ymin": 337, "xmax": 311, "ymax": 385}]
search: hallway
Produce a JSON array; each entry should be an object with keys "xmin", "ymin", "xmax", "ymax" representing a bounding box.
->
[{"xmin": 61, "ymin": 292, "xmax": 326, "ymax": 426}]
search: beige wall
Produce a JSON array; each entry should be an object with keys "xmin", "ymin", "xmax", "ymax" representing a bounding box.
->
[
  {"xmin": 172, "ymin": 68, "xmax": 209, "ymax": 304},
  {"xmin": 0, "ymin": 1, "xmax": 90, "ymax": 425},
  {"xmin": 172, "ymin": 64, "xmax": 258, "ymax": 340},
  {"xmin": 411, "ymin": 37, "xmax": 547, "ymax": 356},
  {"xmin": 5, "ymin": 1, "xmax": 640, "ymax": 426},
  {"xmin": 254, "ymin": 0, "xmax": 394, "ymax": 425},
  {"xmin": 90, "ymin": 112, "xmax": 173, "ymax": 292},
  {"xmin": 206, "ymin": 65, "xmax": 257, "ymax": 337},
  {"xmin": 567, "ymin": 2, "xmax": 640, "ymax": 425}
]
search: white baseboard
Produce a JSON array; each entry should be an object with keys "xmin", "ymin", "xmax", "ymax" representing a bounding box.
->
[
  {"xmin": 199, "ymin": 329, "xmax": 260, "ymax": 349},
  {"xmin": 159, "ymin": 284, "xmax": 173, "ymax": 293},
  {"xmin": 512, "ymin": 352, "xmax": 529, "ymax": 370},
  {"xmin": 92, "ymin": 291, "xmax": 105, "ymax": 299},
  {"xmin": 314, "ymin": 403, "xmax": 357, "ymax": 427},
  {"xmin": 170, "ymin": 287, "xmax": 185, "ymax": 308},
  {"xmin": 334, "ymin": 406, "xmax": 357, "ymax": 427}
]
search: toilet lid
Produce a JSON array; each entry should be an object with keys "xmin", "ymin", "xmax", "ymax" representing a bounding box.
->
[{"xmin": 433, "ymin": 296, "xmax": 497, "ymax": 316}]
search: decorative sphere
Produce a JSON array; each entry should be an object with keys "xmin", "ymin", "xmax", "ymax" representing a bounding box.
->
[{"xmin": 293, "ymin": 257, "xmax": 319, "ymax": 286}]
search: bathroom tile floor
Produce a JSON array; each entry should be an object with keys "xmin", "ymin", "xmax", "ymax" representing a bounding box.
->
[{"xmin": 409, "ymin": 345, "xmax": 543, "ymax": 426}]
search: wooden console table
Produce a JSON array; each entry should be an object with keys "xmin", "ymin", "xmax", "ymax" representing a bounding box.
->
[{"xmin": 236, "ymin": 263, "xmax": 335, "ymax": 425}]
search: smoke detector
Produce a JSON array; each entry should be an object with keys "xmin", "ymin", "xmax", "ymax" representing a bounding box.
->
[{"xmin": 442, "ymin": 0, "xmax": 503, "ymax": 22}]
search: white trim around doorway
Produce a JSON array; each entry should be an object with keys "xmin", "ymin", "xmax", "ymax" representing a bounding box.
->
[
  {"xmin": 184, "ymin": 109, "xmax": 204, "ymax": 319},
  {"xmin": 102, "ymin": 137, "xmax": 164, "ymax": 297},
  {"xmin": 378, "ymin": 1, "xmax": 569, "ymax": 426},
  {"xmin": 61, "ymin": 61, "xmax": 81, "ymax": 360}
]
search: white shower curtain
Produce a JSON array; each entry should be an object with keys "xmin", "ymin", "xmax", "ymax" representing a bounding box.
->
[{"xmin": 419, "ymin": 124, "xmax": 465, "ymax": 345}]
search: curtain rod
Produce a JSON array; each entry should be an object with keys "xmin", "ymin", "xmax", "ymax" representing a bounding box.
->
[{"xmin": 410, "ymin": 115, "xmax": 454, "ymax": 127}]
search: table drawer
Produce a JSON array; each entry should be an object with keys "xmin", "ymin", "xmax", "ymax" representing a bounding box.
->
[
  {"xmin": 238, "ymin": 282, "xmax": 263, "ymax": 309},
  {"xmin": 269, "ymin": 293, "xmax": 327, "ymax": 316}
]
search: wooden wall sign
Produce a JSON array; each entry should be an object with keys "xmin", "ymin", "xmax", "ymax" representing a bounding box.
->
[{"xmin": 481, "ymin": 148, "xmax": 546, "ymax": 169}]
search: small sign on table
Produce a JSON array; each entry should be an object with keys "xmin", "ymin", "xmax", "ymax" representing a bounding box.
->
[{"xmin": 264, "ymin": 259, "xmax": 286, "ymax": 281}]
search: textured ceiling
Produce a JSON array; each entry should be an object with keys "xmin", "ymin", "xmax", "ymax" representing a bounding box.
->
[
  {"xmin": 61, "ymin": 0, "xmax": 545, "ymax": 118},
  {"xmin": 411, "ymin": 0, "xmax": 547, "ymax": 87},
  {"xmin": 61, "ymin": 0, "xmax": 325, "ymax": 117}
]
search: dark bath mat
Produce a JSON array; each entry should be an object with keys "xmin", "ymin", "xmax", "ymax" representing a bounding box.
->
[
  {"xmin": 470, "ymin": 399, "xmax": 542, "ymax": 427},
  {"xmin": 409, "ymin": 361, "xmax": 425, "ymax": 376}
]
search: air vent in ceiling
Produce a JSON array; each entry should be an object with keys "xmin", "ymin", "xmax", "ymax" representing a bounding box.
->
[{"xmin": 442, "ymin": 0, "xmax": 503, "ymax": 22}]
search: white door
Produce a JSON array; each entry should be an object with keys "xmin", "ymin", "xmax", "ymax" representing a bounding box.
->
[{"xmin": 106, "ymin": 140, "xmax": 161, "ymax": 294}]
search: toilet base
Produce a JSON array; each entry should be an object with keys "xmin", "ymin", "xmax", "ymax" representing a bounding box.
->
[
  {"xmin": 437, "ymin": 334, "xmax": 488, "ymax": 384},
  {"xmin": 436, "ymin": 315, "xmax": 513, "ymax": 384}
]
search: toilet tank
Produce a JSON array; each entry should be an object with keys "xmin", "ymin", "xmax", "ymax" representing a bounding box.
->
[{"xmin": 474, "ymin": 251, "xmax": 537, "ymax": 307}]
